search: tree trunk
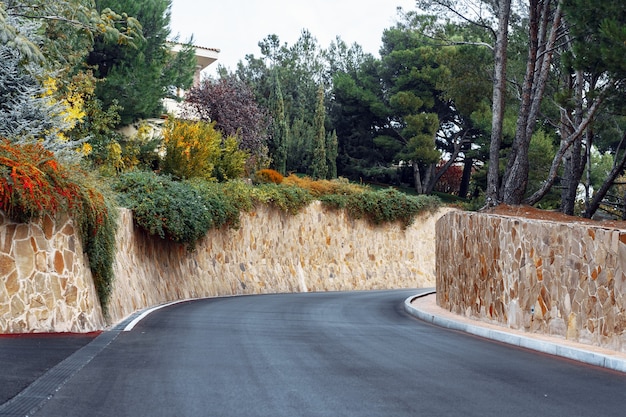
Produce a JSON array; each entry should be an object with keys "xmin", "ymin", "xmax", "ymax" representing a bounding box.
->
[
  {"xmin": 485, "ymin": 0, "xmax": 511, "ymax": 206},
  {"xmin": 459, "ymin": 157, "xmax": 473, "ymax": 199},
  {"xmin": 622, "ymin": 188, "xmax": 626, "ymax": 221},
  {"xmin": 560, "ymin": 71, "xmax": 584, "ymax": 215},
  {"xmin": 413, "ymin": 161, "xmax": 423, "ymax": 194},
  {"xmin": 524, "ymin": 85, "xmax": 606, "ymax": 206},
  {"xmin": 501, "ymin": 1, "xmax": 562, "ymax": 205},
  {"xmin": 424, "ymin": 163, "xmax": 436, "ymax": 194},
  {"xmin": 426, "ymin": 132, "xmax": 466, "ymax": 195},
  {"xmin": 561, "ymin": 140, "xmax": 582, "ymax": 215},
  {"xmin": 501, "ymin": 0, "xmax": 540, "ymax": 204}
]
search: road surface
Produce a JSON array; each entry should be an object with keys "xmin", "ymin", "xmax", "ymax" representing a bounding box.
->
[{"xmin": 5, "ymin": 289, "xmax": 626, "ymax": 416}]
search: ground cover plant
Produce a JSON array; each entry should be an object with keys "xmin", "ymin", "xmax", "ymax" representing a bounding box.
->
[
  {"xmin": 113, "ymin": 171, "xmax": 240, "ymax": 249},
  {"xmin": 114, "ymin": 168, "xmax": 441, "ymax": 249}
]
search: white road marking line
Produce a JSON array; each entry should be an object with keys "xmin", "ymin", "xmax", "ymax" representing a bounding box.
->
[{"xmin": 123, "ymin": 299, "xmax": 197, "ymax": 332}]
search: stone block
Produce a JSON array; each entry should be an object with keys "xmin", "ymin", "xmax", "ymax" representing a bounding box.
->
[
  {"xmin": 13, "ymin": 238, "xmax": 35, "ymax": 279},
  {"xmin": 42, "ymin": 215, "xmax": 54, "ymax": 239},
  {"xmin": 0, "ymin": 253, "xmax": 15, "ymax": 277}
]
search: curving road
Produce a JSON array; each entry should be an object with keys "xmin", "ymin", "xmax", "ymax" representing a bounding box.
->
[{"xmin": 20, "ymin": 290, "xmax": 626, "ymax": 416}]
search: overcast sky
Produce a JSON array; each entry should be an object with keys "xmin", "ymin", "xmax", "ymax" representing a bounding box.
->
[{"xmin": 169, "ymin": 0, "xmax": 418, "ymax": 77}]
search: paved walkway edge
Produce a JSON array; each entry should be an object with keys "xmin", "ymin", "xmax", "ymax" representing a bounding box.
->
[{"xmin": 405, "ymin": 291, "xmax": 626, "ymax": 374}]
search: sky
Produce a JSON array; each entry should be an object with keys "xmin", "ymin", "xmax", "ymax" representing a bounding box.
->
[{"xmin": 169, "ymin": 0, "xmax": 418, "ymax": 77}]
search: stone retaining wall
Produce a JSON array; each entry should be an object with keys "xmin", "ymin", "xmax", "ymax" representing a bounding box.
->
[
  {"xmin": 106, "ymin": 203, "xmax": 450, "ymax": 326},
  {"xmin": 0, "ymin": 212, "xmax": 104, "ymax": 333},
  {"xmin": 1, "ymin": 203, "xmax": 450, "ymax": 333},
  {"xmin": 436, "ymin": 210, "xmax": 626, "ymax": 352}
]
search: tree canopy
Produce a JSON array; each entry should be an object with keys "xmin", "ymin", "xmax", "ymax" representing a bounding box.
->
[
  {"xmin": 88, "ymin": 0, "xmax": 196, "ymax": 125},
  {"xmin": 2, "ymin": 0, "xmax": 626, "ymax": 219}
]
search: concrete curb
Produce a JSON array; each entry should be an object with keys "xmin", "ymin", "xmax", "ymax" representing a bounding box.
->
[{"xmin": 404, "ymin": 291, "xmax": 626, "ymax": 374}]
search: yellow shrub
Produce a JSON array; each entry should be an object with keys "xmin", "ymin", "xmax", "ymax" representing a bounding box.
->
[
  {"xmin": 161, "ymin": 119, "xmax": 248, "ymax": 182},
  {"xmin": 161, "ymin": 119, "xmax": 222, "ymax": 181}
]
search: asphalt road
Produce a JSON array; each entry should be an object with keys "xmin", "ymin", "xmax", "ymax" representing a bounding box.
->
[
  {"xmin": 5, "ymin": 289, "xmax": 626, "ymax": 416},
  {"xmin": 0, "ymin": 332, "xmax": 97, "ymax": 404}
]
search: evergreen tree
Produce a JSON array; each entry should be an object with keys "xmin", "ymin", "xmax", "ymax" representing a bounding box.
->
[
  {"xmin": 326, "ymin": 130, "xmax": 338, "ymax": 179},
  {"xmin": 89, "ymin": 0, "xmax": 195, "ymax": 125},
  {"xmin": 311, "ymin": 84, "xmax": 327, "ymax": 179},
  {"xmin": 236, "ymin": 31, "xmax": 327, "ymax": 173},
  {"xmin": 0, "ymin": 47, "xmax": 62, "ymax": 143},
  {"xmin": 330, "ymin": 56, "xmax": 388, "ymax": 180},
  {"xmin": 0, "ymin": 28, "xmax": 85, "ymax": 159},
  {"xmin": 0, "ymin": 0, "xmax": 142, "ymax": 68},
  {"xmin": 269, "ymin": 70, "xmax": 288, "ymax": 174},
  {"xmin": 287, "ymin": 117, "xmax": 313, "ymax": 174}
]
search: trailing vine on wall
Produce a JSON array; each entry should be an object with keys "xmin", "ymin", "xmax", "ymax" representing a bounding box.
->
[{"xmin": 0, "ymin": 139, "xmax": 118, "ymax": 309}]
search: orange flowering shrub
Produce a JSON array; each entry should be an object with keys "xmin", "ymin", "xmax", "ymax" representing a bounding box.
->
[
  {"xmin": 282, "ymin": 174, "xmax": 366, "ymax": 197},
  {"xmin": 0, "ymin": 139, "xmax": 117, "ymax": 307},
  {"xmin": 0, "ymin": 140, "xmax": 83, "ymax": 221},
  {"xmin": 254, "ymin": 168, "xmax": 284, "ymax": 184}
]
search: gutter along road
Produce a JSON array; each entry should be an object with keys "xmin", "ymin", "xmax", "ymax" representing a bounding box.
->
[{"xmin": 2, "ymin": 289, "xmax": 626, "ymax": 416}]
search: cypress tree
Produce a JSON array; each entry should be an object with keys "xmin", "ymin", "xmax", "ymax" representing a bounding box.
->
[
  {"xmin": 311, "ymin": 84, "xmax": 327, "ymax": 179},
  {"xmin": 326, "ymin": 129, "xmax": 338, "ymax": 179},
  {"xmin": 270, "ymin": 70, "xmax": 288, "ymax": 174}
]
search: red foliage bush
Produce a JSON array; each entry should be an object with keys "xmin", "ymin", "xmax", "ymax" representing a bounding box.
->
[{"xmin": 434, "ymin": 162, "xmax": 464, "ymax": 195}]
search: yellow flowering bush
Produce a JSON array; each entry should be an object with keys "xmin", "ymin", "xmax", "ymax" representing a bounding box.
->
[
  {"xmin": 160, "ymin": 119, "xmax": 248, "ymax": 181},
  {"xmin": 42, "ymin": 76, "xmax": 88, "ymax": 148}
]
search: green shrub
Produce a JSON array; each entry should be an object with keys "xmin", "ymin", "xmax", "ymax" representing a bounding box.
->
[
  {"xmin": 115, "ymin": 171, "xmax": 207, "ymax": 248},
  {"xmin": 252, "ymin": 183, "xmax": 313, "ymax": 215},
  {"xmin": 74, "ymin": 182, "xmax": 118, "ymax": 308},
  {"xmin": 220, "ymin": 179, "xmax": 256, "ymax": 212},
  {"xmin": 220, "ymin": 180, "xmax": 313, "ymax": 215},
  {"xmin": 321, "ymin": 188, "xmax": 440, "ymax": 228},
  {"xmin": 188, "ymin": 179, "xmax": 241, "ymax": 228},
  {"xmin": 215, "ymin": 135, "xmax": 248, "ymax": 181},
  {"xmin": 114, "ymin": 172, "xmax": 242, "ymax": 249}
]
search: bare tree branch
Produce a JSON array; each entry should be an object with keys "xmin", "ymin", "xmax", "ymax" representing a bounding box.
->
[{"xmin": 583, "ymin": 129, "xmax": 626, "ymax": 218}]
